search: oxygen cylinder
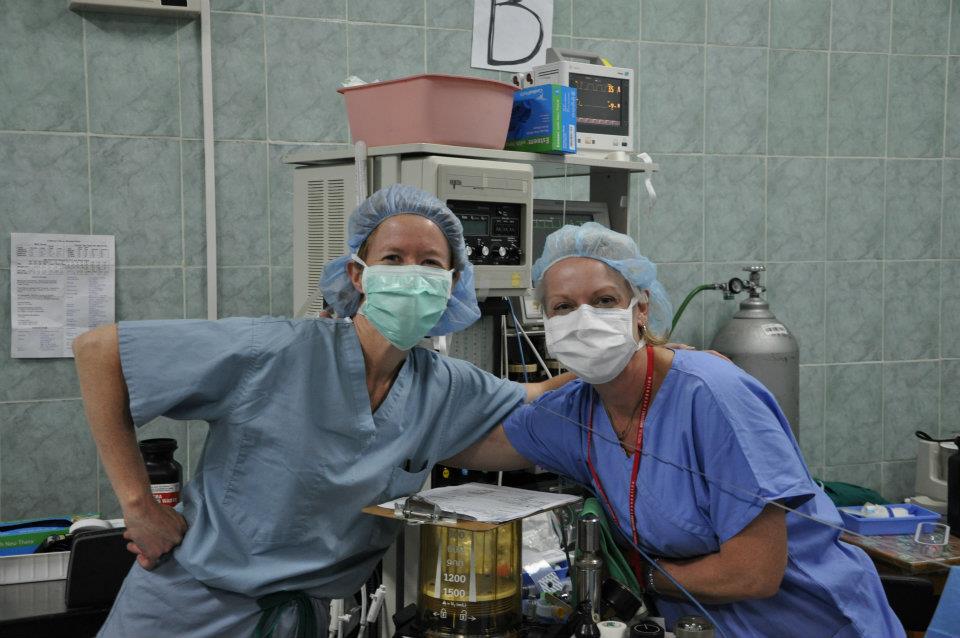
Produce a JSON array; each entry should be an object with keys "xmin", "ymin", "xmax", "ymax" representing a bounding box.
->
[{"xmin": 709, "ymin": 267, "xmax": 800, "ymax": 440}]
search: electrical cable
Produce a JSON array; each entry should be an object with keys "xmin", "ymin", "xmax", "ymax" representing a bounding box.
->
[
  {"xmin": 528, "ymin": 398, "xmax": 960, "ymax": 573},
  {"xmin": 505, "ymin": 298, "xmax": 530, "ymax": 383},
  {"xmin": 520, "ymin": 321, "xmax": 553, "ymax": 379},
  {"xmin": 506, "ymin": 298, "xmax": 553, "ymax": 379}
]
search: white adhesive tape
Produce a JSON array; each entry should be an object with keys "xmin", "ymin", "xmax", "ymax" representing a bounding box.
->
[
  {"xmin": 636, "ymin": 153, "xmax": 657, "ymax": 214},
  {"xmin": 69, "ymin": 518, "xmax": 112, "ymax": 534},
  {"xmin": 598, "ymin": 620, "xmax": 628, "ymax": 638}
]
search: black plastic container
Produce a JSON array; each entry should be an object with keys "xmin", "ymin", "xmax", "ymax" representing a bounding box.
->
[
  {"xmin": 139, "ymin": 438, "xmax": 182, "ymax": 507},
  {"xmin": 630, "ymin": 622, "xmax": 664, "ymax": 638}
]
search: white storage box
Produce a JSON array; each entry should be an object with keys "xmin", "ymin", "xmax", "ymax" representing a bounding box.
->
[{"xmin": 0, "ymin": 551, "xmax": 69, "ymax": 585}]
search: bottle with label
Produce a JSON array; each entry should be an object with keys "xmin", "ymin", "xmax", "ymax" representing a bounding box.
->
[{"xmin": 139, "ymin": 438, "xmax": 182, "ymax": 507}]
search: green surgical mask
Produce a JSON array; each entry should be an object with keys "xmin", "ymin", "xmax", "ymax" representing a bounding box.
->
[{"xmin": 352, "ymin": 255, "xmax": 454, "ymax": 350}]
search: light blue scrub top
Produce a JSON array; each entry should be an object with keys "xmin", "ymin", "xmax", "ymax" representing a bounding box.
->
[
  {"xmin": 503, "ymin": 350, "xmax": 904, "ymax": 638},
  {"xmin": 118, "ymin": 317, "xmax": 526, "ymax": 598}
]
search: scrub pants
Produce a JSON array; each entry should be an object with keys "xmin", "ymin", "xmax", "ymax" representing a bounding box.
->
[{"xmin": 98, "ymin": 558, "xmax": 330, "ymax": 638}]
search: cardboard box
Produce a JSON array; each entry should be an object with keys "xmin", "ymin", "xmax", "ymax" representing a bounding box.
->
[
  {"xmin": 505, "ymin": 84, "xmax": 577, "ymax": 154},
  {"xmin": 0, "ymin": 518, "xmax": 71, "ymax": 556}
]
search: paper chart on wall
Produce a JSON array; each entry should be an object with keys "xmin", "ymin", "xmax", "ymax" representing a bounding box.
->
[{"xmin": 10, "ymin": 233, "xmax": 115, "ymax": 358}]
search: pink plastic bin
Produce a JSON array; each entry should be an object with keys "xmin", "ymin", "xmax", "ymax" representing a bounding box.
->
[{"xmin": 337, "ymin": 74, "xmax": 518, "ymax": 149}]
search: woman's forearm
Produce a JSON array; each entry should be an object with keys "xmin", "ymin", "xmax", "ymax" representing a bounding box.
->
[
  {"xmin": 652, "ymin": 553, "xmax": 771, "ymax": 604},
  {"xmin": 524, "ymin": 371, "xmax": 576, "ymax": 402},
  {"xmin": 74, "ymin": 324, "xmax": 188, "ymax": 568},
  {"xmin": 73, "ymin": 325, "xmax": 153, "ymax": 511},
  {"xmin": 650, "ymin": 505, "xmax": 787, "ymax": 604}
]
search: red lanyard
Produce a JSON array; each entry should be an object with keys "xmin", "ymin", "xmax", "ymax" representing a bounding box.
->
[{"xmin": 585, "ymin": 345, "xmax": 655, "ymax": 546}]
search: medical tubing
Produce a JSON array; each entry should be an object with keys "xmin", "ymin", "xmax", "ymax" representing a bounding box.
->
[
  {"xmin": 527, "ymin": 400, "xmax": 960, "ymax": 573},
  {"xmin": 628, "ymin": 541, "xmax": 729, "ymax": 638},
  {"xmin": 522, "ymin": 324, "xmax": 553, "ymax": 379},
  {"xmin": 506, "ymin": 298, "xmax": 530, "ymax": 382},
  {"xmin": 669, "ymin": 285, "xmax": 717, "ymax": 338},
  {"xmin": 358, "ymin": 584, "xmax": 368, "ymax": 638},
  {"xmin": 328, "ymin": 599, "xmax": 341, "ymax": 638},
  {"xmin": 508, "ymin": 298, "xmax": 553, "ymax": 379}
]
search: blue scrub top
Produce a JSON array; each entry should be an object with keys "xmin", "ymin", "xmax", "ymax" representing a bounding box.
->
[
  {"xmin": 118, "ymin": 317, "xmax": 526, "ymax": 598},
  {"xmin": 503, "ymin": 350, "xmax": 904, "ymax": 638}
]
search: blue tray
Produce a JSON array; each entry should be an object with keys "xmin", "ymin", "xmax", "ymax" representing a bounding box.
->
[{"xmin": 838, "ymin": 503, "xmax": 941, "ymax": 536}]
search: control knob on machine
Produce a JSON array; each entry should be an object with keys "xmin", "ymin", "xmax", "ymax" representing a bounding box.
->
[
  {"xmin": 479, "ymin": 244, "xmax": 490, "ymax": 258},
  {"xmin": 465, "ymin": 245, "xmax": 474, "ymax": 258},
  {"xmin": 497, "ymin": 246, "xmax": 507, "ymax": 258}
]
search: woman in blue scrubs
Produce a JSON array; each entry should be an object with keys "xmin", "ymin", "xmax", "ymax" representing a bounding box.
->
[
  {"xmin": 450, "ymin": 223, "xmax": 905, "ymax": 637},
  {"xmin": 73, "ymin": 185, "xmax": 570, "ymax": 637}
]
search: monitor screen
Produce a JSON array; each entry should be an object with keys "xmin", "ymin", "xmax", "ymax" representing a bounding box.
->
[
  {"xmin": 569, "ymin": 72, "xmax": 629, "ymax": 137},
  {"xmin": 460, "ymin": 217, "xmax": 489, "ymax": 236},
  {"xmin": 532, "ymin": 211, "xmax": 601, "ymax": 261}
]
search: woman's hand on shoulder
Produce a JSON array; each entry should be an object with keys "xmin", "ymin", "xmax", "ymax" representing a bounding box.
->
[
  {"xmin": 665, "ymin": 342, "xmax": 730, "ymax": 362},
  {"xmin": 121, "ymin": 497, "xmax": 188, "ymax": 570}
]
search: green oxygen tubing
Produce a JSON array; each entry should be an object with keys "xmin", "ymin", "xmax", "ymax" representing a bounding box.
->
[{"xmin": 668, "ymin": 284, "xmax": 721, "ymax": 339}]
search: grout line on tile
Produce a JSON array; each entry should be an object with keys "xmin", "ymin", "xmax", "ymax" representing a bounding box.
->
[
  {"xmin": 177, "ymin": 17, "xmax": 188, "ymax": 320},
  {"xmin": 261, "ymin": 4, "xmax": 273, "ymax": 311},
  {"xmin": 345, "ymin": 5, "xmax": 352, "ymax": 76},
  {"xmin": 423, "ymin": 0, "xmax": 428, "ymax": 72},
  {"xmin": 767, "ymin": 0, "xmax": 772, "ymax": 49},
  {"xmin": 824, "ymin": 0, "xmax": 833, "ymax": 370},
  {"xmin": 764, "ymin": 4, "xmax": 770, "ymax": 263},
  {"xmin": 940, "ymin": 2, "xmax": 953, "ymax": 434},
  {"xmin": 0, "ymin": 398, "xmax": 85, "ymax": 405},
  {"xmin": 880, "ymin": 2, "xmax": 892, "ymax": 379},
  {"xmin": 81, "ymin": 18, "xmax": 94, "ymax": 236},
  {"xmin": 0, "ymin": 129, "xmax": 87, "ymax": 137}
]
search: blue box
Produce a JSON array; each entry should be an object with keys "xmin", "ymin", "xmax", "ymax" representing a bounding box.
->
[
  {"xmin": 505, "ymin": 84, "xmax": 577, "ymax": 154},
  {"xmin": 838, "ymin": 503, "xmax": 941, "ymax": 535}
]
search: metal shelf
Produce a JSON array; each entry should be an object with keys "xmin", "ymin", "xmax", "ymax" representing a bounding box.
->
[
  {"xmin": 285, "ymin": 143, "xmax": 657, "ymax": 236},
  {"xmin": 69, "ymin": 0, "xmax": 200, "ymax": 17},
  {"xmin": 284, "ymin": 143, "xmax": 658, "ymax": 179}
]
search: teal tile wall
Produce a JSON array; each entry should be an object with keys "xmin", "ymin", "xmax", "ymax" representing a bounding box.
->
[
  {"xmin": 771, "ymin": 0, "xmax": 830, "ymax": 50},
  {"xmin": 85, "ymin": 13, "xmax": 181, "ymax": 136},
  {"xmin": 832, "ymin": 0, "xmax": 891, "ymax": 53},
  {"xmin": 2, "ymin": 0, "xmax": 958, "ymax": 517},
  {"xmin": 767, "ymin": 50, "xmax": 828, "ymax": 156},
  {"xmin": 828, "ymin": 53, "xmax": 887, "ymax": 157}
]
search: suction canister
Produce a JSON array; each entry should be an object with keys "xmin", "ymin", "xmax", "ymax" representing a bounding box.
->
[
  {"xmin": 417, "ymin": 522, "xmax": 522, "ymax": 638},
  {"xmin": 709, "ymin": 266, "xmax": 800, "ymax": 440}
]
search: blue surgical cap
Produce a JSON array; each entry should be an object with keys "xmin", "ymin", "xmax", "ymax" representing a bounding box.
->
[
  {"xmin": 319, "ymin": 184, "xmax": 481, "ymax": 335},
  {"xmin": 532, "ymin": 222, "xmax": 673, "ymax": 335}
]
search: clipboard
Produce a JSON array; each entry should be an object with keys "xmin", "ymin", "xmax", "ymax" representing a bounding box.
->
[{"xmin": 363, "ymin": 483, "xmax": 582, "ymax": 530}]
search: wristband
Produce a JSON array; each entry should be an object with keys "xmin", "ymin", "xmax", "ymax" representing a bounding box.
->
[{"xmin": 644, "ymin": 558, "xmax": 661, "ymax": 596}]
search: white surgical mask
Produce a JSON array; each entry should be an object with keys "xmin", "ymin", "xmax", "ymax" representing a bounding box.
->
[{"xmin": 544, "ymin": 298, "xmax": 644, "ymax": 385}]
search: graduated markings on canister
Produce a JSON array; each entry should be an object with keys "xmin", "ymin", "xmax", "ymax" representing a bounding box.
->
[
  {"xmin": 469, "ymin": 537, "xmax": 477, "ymax": 602},
  {"xmin": 434, "ymin": 542, "xmax": 443, "ymax": 599},
  {"xmin": 761, "ymin": 323, "xmax": 789, "ymax": 337}
]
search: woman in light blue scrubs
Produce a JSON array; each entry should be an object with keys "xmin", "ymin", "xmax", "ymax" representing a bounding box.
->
[
  {"xmin": 451, "ymin": 224, "xmax": 905, "ymax": 638},
  {"xmin": 73, "ymin": 185, "xmax": 570, "ymax": 637}
]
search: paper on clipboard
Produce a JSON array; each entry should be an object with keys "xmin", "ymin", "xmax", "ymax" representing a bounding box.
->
[{"xmin": 379, "ymin": 482, "xmax": 580, "ymax": 524}]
